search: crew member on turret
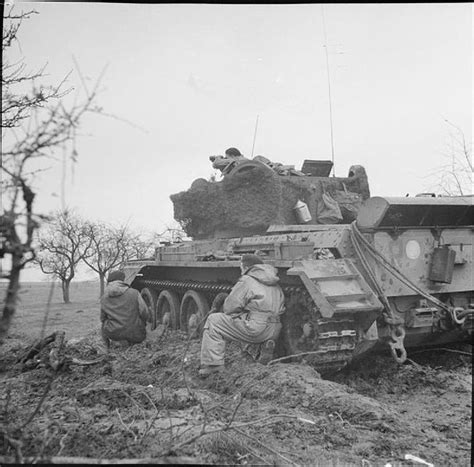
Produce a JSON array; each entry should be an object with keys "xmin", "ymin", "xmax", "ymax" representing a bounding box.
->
[
  {"xmin": 210, "ymin": 147, "xmax": 247, "ymax": 175},
  {"xmin": 199, "ymin": 254, "xmax": 285, "ymax": 377}
]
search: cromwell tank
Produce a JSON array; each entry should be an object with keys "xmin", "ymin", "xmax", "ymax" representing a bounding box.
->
[{"xmin": 124, "ymin": 153, "xmax": 473, "ymax": 372}]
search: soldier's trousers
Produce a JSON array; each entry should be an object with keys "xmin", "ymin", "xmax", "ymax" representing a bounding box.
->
[{"xmin": 200, "ymin": 312, "xmax": 279, "ymax": 366}]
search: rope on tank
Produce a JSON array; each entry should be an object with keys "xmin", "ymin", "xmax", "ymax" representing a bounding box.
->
[{"xmin": 350, "ymin": 221, "xmax": 452, "ymax": 313}]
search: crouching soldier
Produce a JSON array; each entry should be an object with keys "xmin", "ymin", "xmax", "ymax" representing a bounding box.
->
[
  {"xmin": 199, "ymin": 254, "xmax": 285, "ymax": 377},
  {"xmin": 100, "ymin": 270, "xmax": 150, "ymax": 352}
]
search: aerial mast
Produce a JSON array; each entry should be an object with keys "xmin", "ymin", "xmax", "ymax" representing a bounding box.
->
[
  {"xmin": 251, "ymin": 114, "xmax": 259, "ymax": 158},
  {"xmin": 321, "ymin": 6, "xmax": 336, "ymax": 177}
]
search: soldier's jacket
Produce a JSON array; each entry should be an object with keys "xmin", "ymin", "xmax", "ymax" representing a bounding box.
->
[
  {"xmin": 100, "ymin": 281, "xmax": 149, "ymax": 344},
  {"xmin": 223, "ymin": 264, "xmax": 285, "ymax": 321}
]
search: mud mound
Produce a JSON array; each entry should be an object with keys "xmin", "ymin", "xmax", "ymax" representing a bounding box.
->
[
  {"xmin": 76, "ymin": 377, "xmax": 215, "ymax": 413},
  {"xmin": 330, "ymin": 353, "xmax": 470, "ymax": 398},
  {"xmin": 208, "ymin": 362, "xmax": 394, "ymax": 423},
  {"xmin": 76, "ymin": 377, "xmax": 154, "ymax": 409}
]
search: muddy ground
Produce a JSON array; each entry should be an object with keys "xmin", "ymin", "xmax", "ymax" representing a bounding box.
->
[
  {"xmin": 0, "ymin": 282, "xmax": 472, "ymax": 465},
  {"xmin": 0, "ymin": 329, "xmax": 471, "ymax": 466}
]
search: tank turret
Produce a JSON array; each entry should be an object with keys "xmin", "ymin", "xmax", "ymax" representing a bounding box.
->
[{"xmin": 171, "ymin": 154, "xmax": 370, "ymax": 239}]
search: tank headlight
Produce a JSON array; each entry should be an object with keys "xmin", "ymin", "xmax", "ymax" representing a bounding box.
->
[{"xmin": 405, "ymin": 240, "xmax": 421, "ymax": 259}]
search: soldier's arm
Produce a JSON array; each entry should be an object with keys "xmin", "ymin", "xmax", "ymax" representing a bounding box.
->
[
  {"xmin": 276, "ymin": 287, "xmax": 286, "ymax": 315},
  {"xmin": 223, "ymin": 277, "xmax": 251, "ymax": 315},
  {"xmin": 137, "ymin": 292, "xmax": 150, "ymax": 323}
]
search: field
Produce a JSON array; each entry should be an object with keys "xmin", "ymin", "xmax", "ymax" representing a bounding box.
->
[
  {"xmin": 0, "ymin": 281, "xmax": 472, "ymax": 465},
  {"xmin": 5, "ymin": 281, "xmax": 102, "ymax": 340}
]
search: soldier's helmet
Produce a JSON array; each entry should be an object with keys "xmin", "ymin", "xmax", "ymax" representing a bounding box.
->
[{"xmin": 225, "ymin": 147, "xmax": 242, "ymax": 158}]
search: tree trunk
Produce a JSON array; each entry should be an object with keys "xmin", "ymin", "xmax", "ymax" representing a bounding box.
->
[
  {"xmin": 62, "ymin": 279, "xmax": 71, "ymax": 303},
  {"xmin": 99, "ymin": 273, "xmax": 106, "ymax": 297},
  {"xmin": 0, "ymin": 250, "xmax": 23, "ymax": 343}
]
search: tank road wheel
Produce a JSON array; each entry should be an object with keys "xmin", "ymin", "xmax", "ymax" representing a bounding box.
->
[
  {"xmin": 180, "ymin": 290, "xmax": 210, "ymax": 339},
  {"xmin": 210, "ymin": 293, "xmax": 228, "ymax": 313},
  {"xmin": 156, "ymin": 290, "xmax": 180, "ymax": 331},
  {"xmin": 140, "ymin": 288, "xmax": 158, "ymax": 329}
]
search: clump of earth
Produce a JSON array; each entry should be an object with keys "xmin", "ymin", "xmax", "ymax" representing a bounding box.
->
[{"xmin": 0, "ymin": 329, "xmax": 471, "ymax": 465}]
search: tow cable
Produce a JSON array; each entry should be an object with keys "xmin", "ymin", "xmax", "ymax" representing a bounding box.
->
[
  {"xmin": 350, "ymin": 221, "xmax": 474, "ymax": 361},
  {"xmin": 349, "ymin": 222, "xmax": 407, "ymax": 363}
]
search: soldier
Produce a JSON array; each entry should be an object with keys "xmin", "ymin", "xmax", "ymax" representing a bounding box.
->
[
  {"xmin": 100, "ymin": 270, "xmax": 150, "ymax": 352},
  {"xmin": 210, "ymin": 147, "xmax": 247, "ymax": 175},
  {"xmin": 199, "ymin": 254, "xmax": 285, "ymax": 377}
]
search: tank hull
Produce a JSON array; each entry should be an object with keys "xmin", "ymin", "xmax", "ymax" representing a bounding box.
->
[{"xmin": 126, "ymin": 196, "xmax": 473, "ymax": 372}]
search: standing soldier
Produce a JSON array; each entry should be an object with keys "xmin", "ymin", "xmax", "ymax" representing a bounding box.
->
[{"xmin": 199, "ymin": 254, "xmax": 285, "ymax": 377}]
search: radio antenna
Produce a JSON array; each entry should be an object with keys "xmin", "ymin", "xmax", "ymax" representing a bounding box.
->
[
  {"xmin": 321, "ymin": 6, "xmax": 336, "ymax": 177},
  {"xmin": 251, "ymin": 114, "xmax": 259, "ymax": 157}
]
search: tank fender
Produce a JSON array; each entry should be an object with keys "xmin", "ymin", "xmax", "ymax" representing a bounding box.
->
[
  {"xmin": 287, "ymin": 259, "xmax": 383, "ymax": 319},
  {"xmin": 122, "ymin": 261, "xmax": 156, "ymax": 287}
]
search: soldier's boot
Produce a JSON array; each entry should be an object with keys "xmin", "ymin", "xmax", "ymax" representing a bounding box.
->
[
  {"xmin": 241, "ymin": 343, "xmax": 260, "ymax": 361},
  {"xmin": 198, "ymin": 365, "xmax": 225, "ymax": 378},
  {"xmin": 161, "ymin": 311, "xmax": 170, "ymax": 337},
  {"xmin": 258, "ymin": 339, "xmax": 275, "ymax": 365},
  {"xmin": 97, "ymin": 333, "xmax": 111, "ymax": 356}
]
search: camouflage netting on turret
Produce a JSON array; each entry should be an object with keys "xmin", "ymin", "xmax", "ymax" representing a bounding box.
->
[{"xmin": 171, "ymin": 162, "xmax": 370, "ymax": 239}]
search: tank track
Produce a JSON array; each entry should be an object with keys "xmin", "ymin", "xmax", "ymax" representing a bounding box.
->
[
  {"xmin": 138, "ymin": 279, "xmax": 301, "ymax": 298},
  {"xmin": 303, "ymin": 317, "xmax": 358, "ymax": 373},
  {"xmin": 136, "ymin": 279, "xmax": 358, "ymax": 373}
]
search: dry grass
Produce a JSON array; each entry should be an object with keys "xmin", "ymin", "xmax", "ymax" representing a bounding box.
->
[{"xmin": 1, "ymin": 281, "xmax": 101, "ymax": 342}]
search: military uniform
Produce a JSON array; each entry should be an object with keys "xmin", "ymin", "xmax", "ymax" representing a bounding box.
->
[
  {"xmin": 200, "ymin": 263, "xmax": 284, "ymax": 368},
  {"xmin": 100, "ymin": 279, "xmax": 149, "ymax": 346}
]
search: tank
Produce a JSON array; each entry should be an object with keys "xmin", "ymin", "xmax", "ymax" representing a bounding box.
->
[{"xmin": 124, "ymin": 154, "xmax": 473, "ymax": 373}]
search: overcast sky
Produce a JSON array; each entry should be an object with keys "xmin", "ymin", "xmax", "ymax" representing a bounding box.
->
[{"xmin": 4, "ymin": 2, "xmax": 473, "ymax": 280}]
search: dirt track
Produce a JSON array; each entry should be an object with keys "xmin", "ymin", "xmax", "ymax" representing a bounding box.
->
[{"xmin": 0, "ymin": 325, "xmax": 471, "ymax": 466}]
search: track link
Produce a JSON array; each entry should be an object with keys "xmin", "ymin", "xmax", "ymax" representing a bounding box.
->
[{"xmin": 305, "ymin": 318, "xmax": 358, "ymax": 373}]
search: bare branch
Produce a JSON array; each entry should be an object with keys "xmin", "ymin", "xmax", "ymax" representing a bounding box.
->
[{"xmin": 426, "ymin": 120, "xmax": 472, "ymax": 196}]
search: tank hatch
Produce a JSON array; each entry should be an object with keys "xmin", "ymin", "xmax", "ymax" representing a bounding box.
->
[{"xmin": 301, "ymin": 160, "xmax": 333, "ymax": 177}]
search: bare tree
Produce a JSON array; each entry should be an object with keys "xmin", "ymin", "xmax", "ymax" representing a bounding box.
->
[
  {"xmin": 35, "ymin": 210, "xmax": 91, "ymax": 303},
  {"xmin": 1, "ymin": 8, "xmax": 104, "ymax": 340},
  {"xmin": 127, "ymin": 231, "xmax": 158, "ymax": 260},
  {"xmin": 81, "ymin": 222, "xmax": 157, "ymax": 296},
  {"xmin": 427, "ymin": 120, "xmax": 473, "ymax": 196},
  {"xmin": 82, "ymin": 222, "xmax": 128, "ymax": 296}
]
